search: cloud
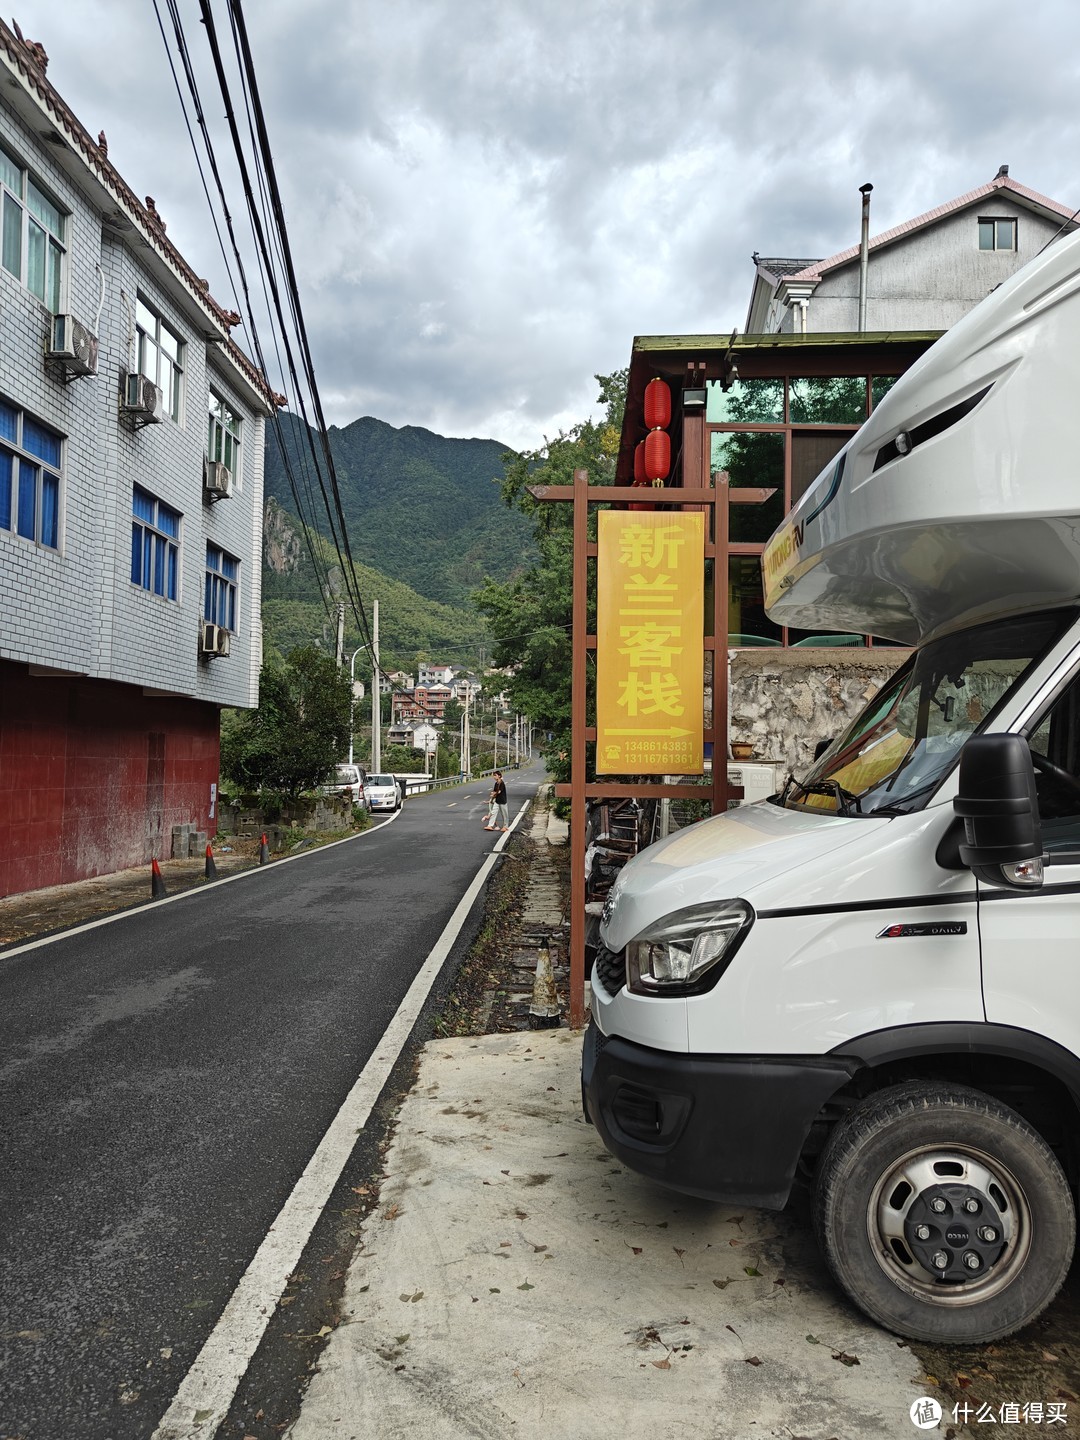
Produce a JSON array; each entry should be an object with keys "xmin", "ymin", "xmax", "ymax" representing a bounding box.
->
[{"xmin": 12, "ymin": 0, "xmax": 1080, "ymax": 450}]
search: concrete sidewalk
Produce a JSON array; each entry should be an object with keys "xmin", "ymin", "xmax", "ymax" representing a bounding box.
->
[{"xmin": 288, "ymin": 1029, "xmax": 926, "ymax": 1440}]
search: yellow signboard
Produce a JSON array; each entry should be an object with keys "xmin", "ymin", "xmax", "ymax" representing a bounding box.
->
[{"xmin": 596, "ymin": 511, "xmax": 704, "ymax": 775}]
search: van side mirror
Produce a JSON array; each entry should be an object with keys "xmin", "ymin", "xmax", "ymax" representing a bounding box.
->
[{"xmin": 953, "ymin": 734, "xmax": 1045, "ymax": 890}]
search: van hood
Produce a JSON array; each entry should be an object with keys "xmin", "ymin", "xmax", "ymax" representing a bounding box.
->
[{"xmin": 599, "ymin": 801, "xmax": 889, "ymax": 952}]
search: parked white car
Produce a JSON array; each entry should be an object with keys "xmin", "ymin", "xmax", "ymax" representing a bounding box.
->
[{"xmin": 365, "ymin": 773, "xmax": 403, "ymax": 813}]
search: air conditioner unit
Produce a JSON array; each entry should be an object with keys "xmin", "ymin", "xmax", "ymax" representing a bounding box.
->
[
  {"xmin": 727, "ymin": 762, "xmax": 781, "ymax": 808},
  {"xmin": 203, "ymin": 459, "xmax": 233, "ymax": 500},
  {"xmin": 121, "ymin": 372, "xmax": 163, "ymax": 426},
  {"xmin": 47, "ymin": 313, "xmax": 98, "ymax": 377},
  {"xmin": 199, "ymin": 621, "xmax": 231, "ymax": 658}
]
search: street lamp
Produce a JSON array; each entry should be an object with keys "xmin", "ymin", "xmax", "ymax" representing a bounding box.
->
[{"xmin": 348, "ymin": 645, "xmax": 368, "ymax": 766}]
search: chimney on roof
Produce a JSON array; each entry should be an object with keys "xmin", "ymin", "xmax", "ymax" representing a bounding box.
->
[
  {"xmin": 858, "ymin": 183, "xmax": 873, "ymax": 333},
  {"xmin": 995, "ymin": 164, "xmax": 1009, "ymax": 179}
]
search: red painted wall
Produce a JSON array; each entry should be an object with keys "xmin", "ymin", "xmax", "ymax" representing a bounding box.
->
[{"xmin": 0, "ymin": 661, "xmax": 220, "ymax": 897}]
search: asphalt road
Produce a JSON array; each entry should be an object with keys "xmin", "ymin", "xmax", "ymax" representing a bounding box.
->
[{"xmin": 0, "ymin": 766, "xmax": 540, "ymax": 1440}]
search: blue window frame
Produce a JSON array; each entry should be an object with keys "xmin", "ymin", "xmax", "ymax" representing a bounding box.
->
[
  {"xmin": 131, "ymin": 486, "xmax": 180, "ymax": 599},
  {"xmin": 205, "ymin": 542, "xmax": 238, "ymax": 631},
  {"xmin": 0, "ymin": 397, "xmax": 61, "ymax": 549}
]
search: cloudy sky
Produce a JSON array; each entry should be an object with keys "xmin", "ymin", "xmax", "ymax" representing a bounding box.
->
[{"xmin": 12, "ymin": 0, "xmax": 1080, "ymax": 451}]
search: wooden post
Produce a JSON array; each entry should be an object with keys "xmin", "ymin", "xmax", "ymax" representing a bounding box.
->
[
  {"xmin": 713, "ymin": 462, "xmax": 731, "ymax": 816},
  {"xmin": 569, "ymin": 467, "xmax": 590, "ymax": 1029}
]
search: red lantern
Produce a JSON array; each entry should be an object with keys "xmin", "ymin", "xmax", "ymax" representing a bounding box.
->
[
  {"xmin": 644, "ymin": 377, "xmax": 671, "ymax": 431},
  {"xmin": 633, "ymin": 440, "xmax": 647, "ymax": 485},
  {"xmin": 630, "ymin": 440, "xmax": 652, "ymax": 509},
  {"xmin": 644, "ymin": 428, "xmax": 670, "ymax": 483}
]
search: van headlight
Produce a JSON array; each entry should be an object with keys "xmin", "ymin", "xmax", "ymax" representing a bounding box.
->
[{"xmin": 625, "ymin": 900, "xmax": 754, "ymax": 997}]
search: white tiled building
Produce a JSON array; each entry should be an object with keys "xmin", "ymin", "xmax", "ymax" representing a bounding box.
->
[{"xmin": 0, "ymin": 22, "xmax": 274, "ymax": 895}]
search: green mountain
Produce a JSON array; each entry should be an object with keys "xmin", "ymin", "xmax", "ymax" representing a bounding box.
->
[
  {"xmin": 262, "ymin": 412, "xmax": 535, "ymax": 609},
  {"xmin": 262, "ymin": 498, "xmax": 489, "ymax": 666}
]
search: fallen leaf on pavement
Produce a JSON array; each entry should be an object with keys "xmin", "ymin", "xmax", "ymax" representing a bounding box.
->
[
  {"xmin": 832, "ymin": 1351, "xmax": 860, "ymax": 1367},
  {"xmin": 652, "ymin": 1357, "xmax": 671, "ymax": 1370},
  {"xmin": 744, "ymin": 1356, "xmax": 762, "ymax": 1367}
]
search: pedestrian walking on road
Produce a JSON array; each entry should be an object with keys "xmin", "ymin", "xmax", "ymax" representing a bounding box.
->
[{"xmin": 491, "ymin": 771, "xmax": 509, "ymax": 831}]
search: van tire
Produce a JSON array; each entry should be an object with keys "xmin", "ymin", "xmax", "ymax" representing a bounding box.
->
[{"xmin": 812, "ymin": 1081, "xmax": 1074, "ymax": 1343}]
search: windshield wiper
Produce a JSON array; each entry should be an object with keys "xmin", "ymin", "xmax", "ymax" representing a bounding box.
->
[
  {"xmin": 864, "ymin": 780, "xmax": 942, "ymax": 816},
  {"xmin": 784, "ymin": 775, "xmax": 862, "ymax": 817}
]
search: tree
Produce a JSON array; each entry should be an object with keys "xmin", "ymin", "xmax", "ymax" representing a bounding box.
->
[
  {"xmin": 221, "ymin": 645, "xmax": 352, "ymax": 798},
  {"xmin": 381, "ymin": 742, "xmax": 426, "ymax": 774},
  {"xmin": 442, "ymin": 697, "xmax": 464, "ymax": 737},
  {"xmin": 475, "ymin": 370, "xmax": 626, "ymax": 790}
]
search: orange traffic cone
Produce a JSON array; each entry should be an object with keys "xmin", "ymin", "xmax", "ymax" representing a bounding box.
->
[
  {"xmin": 259, "ymin": 832, "xmax": 271, "ymax": 865},
  {"xmin": 151, "ymin": 857, "xmax": 168, "ymax": 898},
  {"xmin": 205, "ymin": 843, "xmax": 218, "ymax": 879}
]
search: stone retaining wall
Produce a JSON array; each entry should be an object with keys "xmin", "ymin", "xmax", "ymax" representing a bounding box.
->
[
  {"xmin": 216, "ymin": 794, "xmax": 355, "ymax": 838},
  {"xmin": 728, "ymin": 649, "xmax": 909, "ymax": 776}
]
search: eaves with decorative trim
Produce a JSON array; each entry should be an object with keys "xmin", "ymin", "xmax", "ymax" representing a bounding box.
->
[{"xmin": 0, "ymin": 17, "xmax": 276, "ymax": 415}]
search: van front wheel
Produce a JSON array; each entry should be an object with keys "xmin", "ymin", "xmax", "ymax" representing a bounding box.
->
[{"xmin": 812, "ymin": 1082, "xmax": 1074, "ymax": 1343}]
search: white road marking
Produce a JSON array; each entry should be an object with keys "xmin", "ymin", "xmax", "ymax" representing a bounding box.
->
[{"xmin": 150, "ymin": 798, "xmax": 531, "ymax": 1439}]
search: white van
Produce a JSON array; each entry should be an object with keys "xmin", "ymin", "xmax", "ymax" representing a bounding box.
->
[
  {"xmin": 324, "ymin": 763, "xmax": 367, "ymax": 808},
  {"xmin": 584, "ymin": 226, "xmax": 1080, "ymax": 1344}
]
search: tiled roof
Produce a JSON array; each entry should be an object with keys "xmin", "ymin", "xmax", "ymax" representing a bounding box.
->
[
  {"xmin": 0, "ymin": 19, "xmax": 277, "ymax": 409},
  {"xmin": 754, "ymin": 257, "xmax": 822, "ymax": 278},
  {"xmin": 785, "ymin": 174, "xmax": 1078, "ymax": 283}
]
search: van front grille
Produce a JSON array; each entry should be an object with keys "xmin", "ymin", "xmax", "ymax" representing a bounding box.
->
[{"xmin": 594, "ymin": 945, "xmax": 626, "ymax": 998}]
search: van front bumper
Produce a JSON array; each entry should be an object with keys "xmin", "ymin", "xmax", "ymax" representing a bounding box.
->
[{"xmin": 581, "ymin": 1023, "xmax": 856, "ymax": 1210}]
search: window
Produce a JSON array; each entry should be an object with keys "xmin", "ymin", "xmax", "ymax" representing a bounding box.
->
[
  {"xmin": 131, "ymin": 486, "xmax": 180, "ymax": 600},
  {"xmin": 0, "ymin": 398, "xmax": 61, "ymax": 548},
  {"xmin": 207, "ymin": 389, "xmax": 241, "ymax": 477},
  {"xmin": 979, "ymin": 217, "xmax": 1017, "ymax": 252},
  {"xmin": 205, "ymin": 542, "xmax": 238, "ymax": 632},
  {"xmin": 786, "ymin": 610, "xmax": 1069, "ymax": 816},
  {"xmin": 135, "ymin": 297, "xmax": 184, "ymax": 421},
  {"xmin": 0, "ymin": 142, "xmax": 65, "ymax": 311},
  {"xmin": 1025, "ymin": 666, "xmax": 1080, "ymax": 858}
]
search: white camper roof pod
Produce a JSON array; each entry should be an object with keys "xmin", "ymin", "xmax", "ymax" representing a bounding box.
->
[{"xmin": 763, "ymin": 228, "xmax": 1080, "ymax": 646}]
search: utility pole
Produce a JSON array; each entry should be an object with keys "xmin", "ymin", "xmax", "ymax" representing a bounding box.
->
[
  {"xmin": 463, "ymin": 689, "xmax": 471, "ymax": 779},
  {"xmin": 348, "ymin": 645, "xmax": 367, "ymax": 766},
  {"xmin": 335, "ymin": 600, "xmax": 345, "ymax": 666},
  {"xmin": 372, "ymin": 598, "xmax": 381, "ymax": 774}
]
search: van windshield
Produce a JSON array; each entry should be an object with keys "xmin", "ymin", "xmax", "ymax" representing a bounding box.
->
[{"xmin": 780, "ymin": 610, "xmax": 1072, "ymax": 816}]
